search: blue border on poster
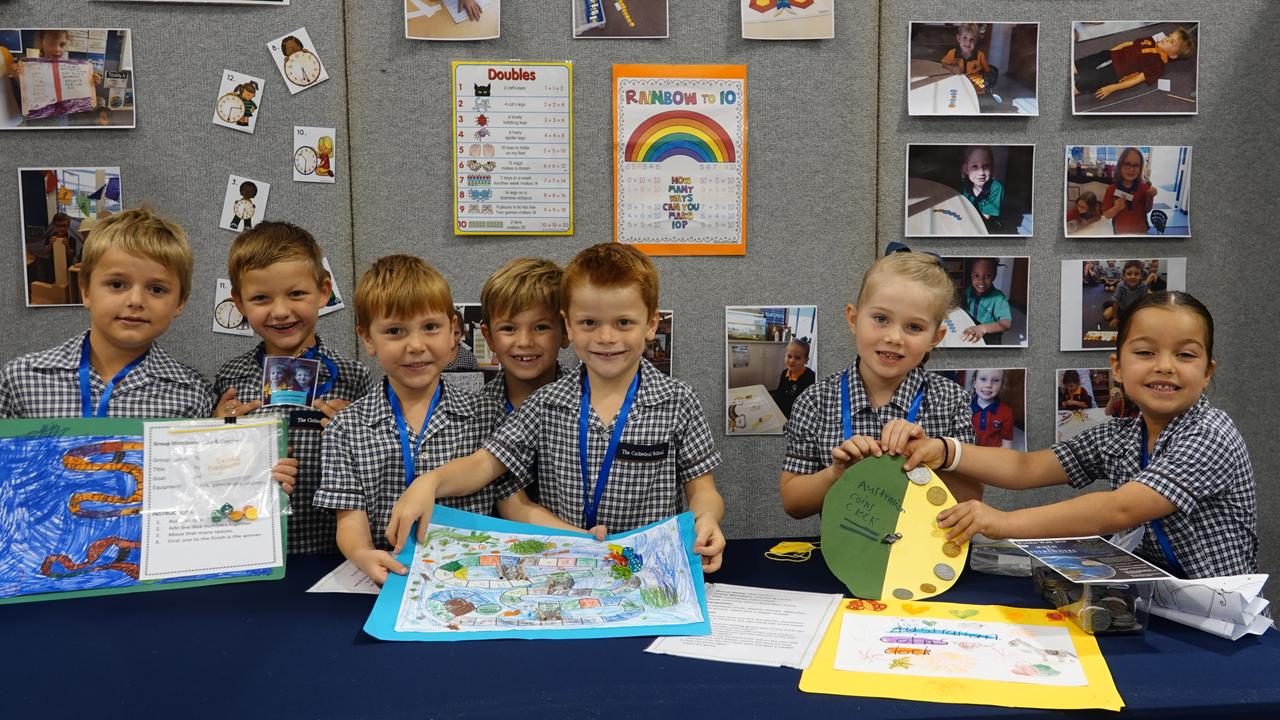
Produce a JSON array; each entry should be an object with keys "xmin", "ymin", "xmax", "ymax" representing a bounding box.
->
[{"xmin": 363, "ymin": 506, "xmax": 711, "ymax": 642}]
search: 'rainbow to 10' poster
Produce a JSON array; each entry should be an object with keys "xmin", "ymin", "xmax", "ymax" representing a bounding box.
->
[{"xmin": 613, "ymin": 65, "xmax": 747, "ymax": 256}]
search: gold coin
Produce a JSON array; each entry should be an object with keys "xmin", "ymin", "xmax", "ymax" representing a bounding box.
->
[
  {"xmin": 942, "ymin": 541, "xmax": 961, "ymax": 558},
  {"xmin": 919, "ymin": 583, "xmax": 937, "ymax": 594},
  {"xmin": 926, "ymin": 486, "xmax": 947, "ymax": 506}
]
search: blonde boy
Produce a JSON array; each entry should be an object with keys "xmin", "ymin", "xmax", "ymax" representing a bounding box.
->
[
  {"xmin": 479, "ymin": 257, "xmax": 571, "ymax": 412},
  {"xmin": 316, "ymin": 255, "xmax": 517, "ymax": 584},
  {"xmin": 387, "ymin": 244, "xmax": 728, "ymax": 573},
  {"xmin": 214, "ymin": 222, "xmax": 373, "ymax": 554},
  {"xmin": 0, "ymin": 208, "xmax": 212, "ymax": 418}
]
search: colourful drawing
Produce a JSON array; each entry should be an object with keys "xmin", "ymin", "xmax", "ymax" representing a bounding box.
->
[
  {"xmin": 624, "ymin": 110, "xmax": 736, "ymax": 164},
  {"xmin": 749, "ymin": 0, "xmax": 816, "ymax": 13},
  {"xmin": 366, "ymin": 506, "xmax": 709, "ymax": 641}
]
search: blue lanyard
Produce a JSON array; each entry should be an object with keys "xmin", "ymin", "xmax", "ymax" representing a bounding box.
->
[
  {"xmin": 257, "ymin": 345, "xmax": 338, "ymax": 396},
  {"xmin": 79, "ymin": 334, "xmax": 147, "ymax": 418},
  {"xmin": 1141, "ymin": 423, "xmax": 1186, "ymax": 577},
  {"xmin": 841, "ymin": 369, "xmax": 925, "ymax": 441},
  {"xmin": 386, "ymin": 379, "xmax": 443, "ymax": 487},
  {"xmin": 579, "ymin": 369, "xmax": 640, "ymax": 528}
]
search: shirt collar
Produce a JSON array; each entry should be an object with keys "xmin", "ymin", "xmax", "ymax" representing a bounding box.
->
[
  {"xmin": 1102, "ymin": 396, "xmax": 1209, "ymax": 458},
  {"xmin": 38, "ymin": 330, "xmax": 191, "ymax": 385},
  {"xmin": 356, "ymin": 375, "xmax": 475, "ymax": 428},
  {"xmin": 543, "ymin": 358, "xmax": 672, "ymax": 409},
  {"xmin": 849, "ymin": 360, "xmax": 928, "ymax": 415}
]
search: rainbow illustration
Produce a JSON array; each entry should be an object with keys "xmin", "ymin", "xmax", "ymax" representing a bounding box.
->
[{"xmin": 624, "ymin": 110, "xmax": 737, "ymax": 164}]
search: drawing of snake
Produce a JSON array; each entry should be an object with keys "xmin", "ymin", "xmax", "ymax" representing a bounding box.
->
[
  {"xmin": 40, "ymin": 537, "xmax": 140, "ymax": 578},
  {"xmin": 62, "ymin": 441, "xmax": 145, "ymax": 518}
]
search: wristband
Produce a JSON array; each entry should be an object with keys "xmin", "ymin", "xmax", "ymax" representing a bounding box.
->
[
  {"xmin": 937, "ymin": 436, "xmax": 949, "ymax": 471},
  {"xmin": 942, "ymin": 437, "xmax": 962, "ymax": 472}
]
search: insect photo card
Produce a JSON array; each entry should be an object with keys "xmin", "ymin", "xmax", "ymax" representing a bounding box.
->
[
  {"xmin": 212, "ymin": 69, "xmax": 264, "ymax": 134},
  {"xmin": 219, "ymin": 175, "xmax": 271, "ymax": 232},
  {"xmin": 267, "ymin": 28, "xmax": 328, "ymax": 94},
  {"xmin": 293, "ymin": 126, "xmax": 337, "ymax": 183}
]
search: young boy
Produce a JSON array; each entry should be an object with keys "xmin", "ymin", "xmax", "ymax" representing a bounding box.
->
[
  {"xmin": 315, "ymin": 255, "xmax": 517, "ymax": 584},
  {"xmin": 970, "ymin": 369, "xmax": 1013, "ymax": 449},
  {"xmin": 1058, "ymin": 370, "xmax": 1094, "ymax": 411},
  {"xmin": 214, "ymin": 222, "xmax": 373, "ymax": 554},
  {"xmin": 386, "ymin": 244, "xmax": 727, "ymax": 572},
  {"xmin": 1102, "ymin": 260, "xmax": 1149, "ymax": 328},
  {"xmin": 941, "ymin": 23, "xmax": 996, "ymax": 95},
  {"xmin": 960, "ymin": 257, "xmax": 1012, "ymax": 344},
  {"xmin": 1074, "ymin": 27, "xmax": 1195, "ymax": 100},
  {"xmin": 0, "ymin": 208, "xmax": 213, "ymax": 418},
  {"xmin": 478, "ymin": 257, "xmax": 572, "ymax": 413}
]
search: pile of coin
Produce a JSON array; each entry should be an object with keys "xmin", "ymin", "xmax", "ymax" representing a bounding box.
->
[{"xmin": 1031, "ymin": 565, "xmax": 1144, "ymax": 634}]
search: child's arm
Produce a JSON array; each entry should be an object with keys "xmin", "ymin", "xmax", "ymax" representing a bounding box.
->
[
  {"xmin": 685, "ymin": 474, "xmax": 726, "ymax": 573},
  {"xmin": 336, "ymin": 509, "xmax": 407, "ymax": 586},
  {"xmin": 386, "ymin": 449, "xmax": 508, "ymax": 551},
  {"xmin": 1095, "ymin": 72, "xmax": 1147, "ymax": 99},
  {"xmin": 902, "ymin": 433, "xmax": 1069, "ymax": 491},
  {"xmin": 496, "ymin": 490, "xmax": 606, "ymax": 538},
  {"xmin": 780, "ymin": 433, "xmax": 883, "ymax": 517},
  {"xmin": 937, "ymin": 482, "xmax": 1175, "ymax": 544}
]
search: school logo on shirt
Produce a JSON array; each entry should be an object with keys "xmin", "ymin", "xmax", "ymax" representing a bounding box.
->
[{"xmin": 616, "ymin": 442, "xmax": 669, "ymax": 463}]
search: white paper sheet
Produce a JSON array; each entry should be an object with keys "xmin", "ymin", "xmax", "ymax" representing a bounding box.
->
[
  {"xmin": 1149, "ymin": 603, "xmax": 1272, "ymax": 640},
  {"xmin": 307, "ymin": 559, "xmax": 381, "ymax": 595},
  {"xmin": 645, "ymin": 583, "xmax": 842, "ymax": 668},
  {"xmin": 1149, "ymin": 574, "xmax": 1273, "ymax": 639},
  {"xmin": 19, "ymin": 60, "xmax": 94, "ymax": 117}
]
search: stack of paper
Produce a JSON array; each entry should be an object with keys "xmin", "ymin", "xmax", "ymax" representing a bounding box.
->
[{"xmin": 1149, "ymin": 575, "xmax": 1272, "ymax": 640}]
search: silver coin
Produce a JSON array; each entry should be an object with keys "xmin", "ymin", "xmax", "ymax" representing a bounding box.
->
[
  {"xmin": 1080, "ymin": 606, "xmax": 1112, "ymax": 633},
  {"xmin": 933, "ymin": 563, "xmax": 956, "ymax": 581},
  {"xmin": 907, "ymin": 467, "xmax": 931, "ymax": 485},
  {"xmin": 892, "ymin": 588, "xmax": 914, "ymax": 600}
]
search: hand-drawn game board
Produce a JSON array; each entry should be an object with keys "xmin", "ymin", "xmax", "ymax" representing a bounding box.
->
[{"xmin": 365, "ymin": 506, "xmax": 710, "ymax": 641}]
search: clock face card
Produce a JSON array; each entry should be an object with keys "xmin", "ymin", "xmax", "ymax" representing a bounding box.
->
[
  {"xmin": 267, "ymin": 28, "xmax": 328, "ymax": 94},
  {"xmin": 293, "ymin": 125, "xmax": 336, "ymax": 183},
  {"xmin": 219, "ymin": 174, "xmax": 271, "ymax": 232},
  {"xmin": 212, "ymin": 69, "xmax": 264, "ymax": 134},
  {"xmin": 212, "ymin": 278, "xmax": 253, "ymax": 336}
]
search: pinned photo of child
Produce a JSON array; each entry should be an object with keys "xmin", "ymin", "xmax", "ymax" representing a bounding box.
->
[
  {"xmin": 725, "ymin": 305, "xmax": 816, "ymax": 434},
  {"xmin": 906, "ymin": 144, "xmax": 1034, "ymax": 237},
  {"xmin": 908, "ymin": 22, "xmax": 1038, "ymax": 116},
  {"xmin": 937, "ymin": 368, "xmax": 1025, "ymax": 451},
  {"xmin": 19, "ymin": 166, "xmax": 122, "ymax": 306},
  {"xmin": 262, "ymin": 356, "xmax": 320, "ymax": 407},
  {"xmin": 1072, "ymin": 21, "xmax": 1198, "ymax": 114},
  {"xmin": 935, "ymin": 255, "xmax": 1029, "ymax": 348},
  {"xmin": 1055, "ymin": 368, "xmax": 1113, "ymax": 442},
  {"xmin": 1, "ymin": 29, "xmax": 135, "ymax": 130},
  {"xmin": 1060, "ymin": 258, "xmax": 1186, "ymax": 351}
]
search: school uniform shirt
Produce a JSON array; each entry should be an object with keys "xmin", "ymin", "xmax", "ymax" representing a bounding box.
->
[
  {"xmin": 316, "ymin": 376, "xmax": 510, "ymax": 550},
  {"xmin": 1103, "ymin": 181, "xmax": 1155, "ymax": 235},
  {"xmin": 971, "ymin": 396, "xmax": 1015, "ymax": 447},
  {"xmin": 772, "ymin": 366, "xmax": 816, "ymax": 419},
  {"xmin": 961, "ymin": 178, "xmax": 1004, "ymax": 220},
  {"xmin": 962, "ymin": 286, "xmax": 1012, "ymax": 326},
  {"xmin": 484, "ymin": 358, "xmax": 721, "ymax": 533},
  {"xmin": 480, "ymin": 363, "xmax": 573, "ymax": 416},
  {"xmin": 214, "ymin": 337, "xmax": 374, "ymax": 554},
  {"xmin": 940, "ymin": 47, "xmax": 990, "ymax": 77},
  {"xmin": 1058, "ymin": 386, "xmax": 1094, "ymax": 410},
  {"xmin": 0, "ymin": 331, "xmax": 213, "ymax": 419},
  {"xmin": 1053, "ymin": 397, "xmax": 1257, "ymax": 579},
  {"xmin": 1108, "ymin": 38, "xmax": 1170, "ymax": 85},
  {"xmin": 783, "ymin": 362, "xmax": 975, "ymax": 476},
  {"xmin": 1112, "ymin": 281, "xmax": 1149, "ymax": 315}
]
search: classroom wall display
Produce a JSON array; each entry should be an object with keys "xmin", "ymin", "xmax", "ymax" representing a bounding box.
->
[
  {"xmin": 17, "ymin": 166, "xmax": 122, "ymax": 307},
  {"xmin": 212, "ymin": 278, "xmax": 254, "ymax": 336},
  {"xmin": 614, "ymin": 64, "xmax": 747, "ymax": 255},
  {"xmin": 294, "ymin": 126, "xmax": 337, "ymax": 183},
  {"xmin": 212, "ymin": 69, "xmax": 264, "ymax": 134},
  {"xmin": 267, "ymin": 28, "xmax": 328, "ymax": 95},
  {"xmin": 452, "ymin": 61, "xmax": 573, "ymax": 235},
  {"xmin": 725, "ymin": 305, "xmax": 816, "ymax": 435},
  {"xmin": 406, "ymin": 0, "xmax": 501, "ymax": 41},
  {"xmin": 741, "ymin": 0, "xmax": 835, "ymax": 41},
  {"xmin": 935, "ymin": 255, "xmax": 1030, "ymax": 349},
  {"xmin": 1072, "ymin": 21, "xmax": 1199, "ymax": 115},
  {"xmin": 1065, "ymin": 145, "xmax": 1192, "ymax": 238},
  {"xmin": 1056, "ymin": 368, "xmax": 1128, "ymax": 443},
  {"xmin": 0, "ymin": 418, "xmax": 286, "ymax": 604},
  {"xmin": 318, "ymin": 257, "xmax": 346, "ymax": 317},
  {"xmin": 219, "ymin": 174, "xmax": 271, "ymax": 232},
  {"xmin": 1059, "ymin": 258, "xmax": 1187, "ymax": 352},
  {"xmin": 0, "ymin": 29, "xmax": 135, "ymax": 130},
  {"xmin": 644, "ymin": 310, "xmax": 673, "ymax": 376},
  {"xmin": 908, "ymin": 22, "xmax": 1039, "ymax": 116},
  {"xmin": 575, "ymin": 0, "xmax": 669, "ymax": 39},
  {"xmin": 906, "ymin": 144, "xmax": 1035, "ymax": 237},
  {"xmin": 936, "ymin": 368, "xmax": 1027, "ymax": 451}
]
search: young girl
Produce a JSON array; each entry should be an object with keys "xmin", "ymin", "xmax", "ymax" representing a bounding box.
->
[
  {"xmin": 970, "ymin": 369, "xmax": 1014, "ymax": 449},
  {"xmin": 1104, "ymin": 147, "xmax": 1158, "ymax": 236},
  {"xmin": 1066, "ymin": 191, "xmax": 1102, "ymax": 231},
  {"xmin": 771, "ymin": 337, "xmax": 815, "ymax": 419},
  {"xmin": 780, "ymin": 251, "xmax": 979, "ymax": 518},
  {"xmin": 959, "ymin": 146, "xmax": 1003, "ymax": 232},
  {"xmin": 900, "ymin": 292, "xmax": 1256, "ymax": 579}
]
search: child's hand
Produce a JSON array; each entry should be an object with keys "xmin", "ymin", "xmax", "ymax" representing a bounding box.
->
[
  {"xmin": 350, "ymin": 547, "xmax": 408, "ymax": 587},
  {"xmin": 962, "ymin": 324, "xmax": 985, "ymax": 342},
  {"xmin": 460, "ymin": 0, "xmax": 483, "ymax": 20},
  {"xmin": 214, "ymin": 387, "xmax": 261, "ymax": 419},
  {"xmin": 586, "ymin": 524, "xmax": 608, "ymax": 541},
  {"xmin": 937, "ymin": 500, "xmax": 1009, "ymax": 544},
  {"xmin": 693, "ymin": 514, "xmax": 726, "ymax": 573},
  {"xmin": 830, "ymin": 435, "xmax": 882, "ymax": 475},
  {"xmin": 1095, "ymin": 84, "xmax": 1118, "ymax": 100},
  {"xmin": 902, "ymin": 436, "xmax": 947, "ymax": 471},
  {"xmin": 271, "ymin": 455, "xmax": 299, "ymax": 495},
  {"xmin": 386, "ymin": 476, "xmax": 438, "ymax": 553},
  {"xmin": 880, "ymin": 419, "xmax": 926, "ymax": 456},
  {"xmin": 313, "ymin": 397, "xmax": 352, "ymax": 429}
]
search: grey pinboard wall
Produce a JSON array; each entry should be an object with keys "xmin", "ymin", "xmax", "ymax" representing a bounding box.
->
[{"xmin": 0, "ymin": 2, "xmax": 1276, "ymax": 578}]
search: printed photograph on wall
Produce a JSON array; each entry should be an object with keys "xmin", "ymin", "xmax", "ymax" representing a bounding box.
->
[
  {"xmin": 18, "ymin": 167, "xmax": 122, "ymax": 307},
  {"xmin": 908, "ymin": 22, "xmax": 1039, "ymax": 115},
  {"xmin": 741, "ymin": 1, "xmax": 834, "ymax": 41},
  {"xmin": 906, "ymin": 144, "xmax": 1035, "ymax": 237},
  {"xmin": 934, "ymin": 255, "xmax": 1030, "ymax": 348},
  {"xmin": 1059, "ymin": 258, "xmax": 1187, "ymax": 351},
  {"xmin": 443, "ymin": 303, "xmax": 496, "ymax": 392},
  {"xmin": 1072, "ymin": 21, "xmax": 1198, "ymax": 115},
  {"xmin": 1065, "ymin": 145, "xmax": 1192, "ymax": 237},
  {"xmin": 935, "ymin": 368, "xmax": 1026, "ymax": 451},
  {"xmin": 1055, "ymin": 368, "xmax": 1136, "ymax": 442},
  {"xmin": 575, "ymin": 0, "xmax": 669, "ymax": 39},
  {"xmin": 0, "ymin": 29, "xmax": 135, "ymax": 130},
  {"xmin": 725, "ymin": 305, "xmax": 816, "ymax": 435},
  {"xmin": 406, "ymin": 0, "xmax": 501, "ymax": 41},
  {"xmin": 644, "ymin": 310, "xmax": 673, "ymax": 376}
]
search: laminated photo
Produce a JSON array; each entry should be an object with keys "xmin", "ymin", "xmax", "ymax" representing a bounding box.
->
[
  {"xmin": 935, "ymin": 368, "xmax": 1026, "ymax": 451},
  {"xmin": 1072, "ymin": 21, "xmax": 1198, "ymax": 115},
  {"xmin": 1, "ymin": 29, "xmax": 136, "ymax": 130},
  {"xmin": 741, "ymin": 1, "xmax": 834, "ymax": 41},
  {"xmin": 1059, "ymin": 258, "xmax": 1187, "ymax": 351},
  {"xmin": 406, "ymin": 1, "xmax": 501, "ymax": 41},
  {"xmin": 908, "ymin": 22, "xmax": 1039, "ymax": 115},
  {"xmin": 1065, "ymin": 145, "xmax": 1192, "ymax": 238},
  {"xmin": 725, "ymin": 305, "xmax": 816, "ymax": 435},
  {"xmin": 906, "ymin": 144, "xmax": 1035, "ymax": 237}
]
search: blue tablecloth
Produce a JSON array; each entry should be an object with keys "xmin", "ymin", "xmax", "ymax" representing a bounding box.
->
[{"xmin": 5, "ymin": 538, "xmax": 1279, "ymax": 719}]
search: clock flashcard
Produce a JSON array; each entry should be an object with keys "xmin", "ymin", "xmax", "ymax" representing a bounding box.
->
[
  {"xmin": 725, "ymin": 305, "xmax": 816, "ymax": 435},
  {"xmin": 1060, "ymin": 258, "xmax": 1187, "ymax": 351},
  {"xmin": 213, "ymin": 70, "xmax": 264, "ymax": 134},
  {"xmin": 0, "ymin": 29, "xmax": 136, "ymax": 130},
  {"xmin": 294, "ymin": 126, "xmax": 337, "ymax": 183},
  {"xmin": 18, "ymin": 166, "xmax": 122, "ymax": 307},
  {"xmin": 219, "ymin": 175, "xmax": 270, "ymax": 232},
  {"xmin": 452, "ymin": 61, "xmax": 573, "ymax": 235},
  {"xmin": 1065, "ymin": 146, "xmax": 1192, "ymax": 237},
  {"xmin": 614, "ymin": 64, "xmax": 748, "ymax": 255},
  {"xmin": 905, "ymin": 144, "xmax": 1035, "ymax": 237},
  {"xmin": 406, "ymin": 0, "xmax": 501, "ymax": 41},
  {"xmin": 574, "ymin": 0, "xmax": 669, "ymax": 39},
  {"xmin": 908, "ymin": 22, "xmax": 1040, "ymax": 116},
  {"xmin": 741, "ymin": 0, "xmax": 835, "ymax": 41},
  {"xmin": 267, "ymin": 28, "xmax": 328, "ymax": 95},
  {"xmin": 262, "ymin": 356, "xmax": 319, "ymax": 407},
  {"xmin": 1072, "ymin": 21, "xmax": 1198, "ymax": 115},
  {"xmin": 212, "ymin": 278, "xmax": 253, "ymax": 337}
]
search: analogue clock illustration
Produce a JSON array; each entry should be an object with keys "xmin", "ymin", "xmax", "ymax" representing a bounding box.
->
[
  {"xmin": 215, "ymin": 93, "xmax": 246, "ymax": 124},
  {"xmin": 294, "ymin": 146, "xmax": 318, "ymax": 175},
  {"xmin": 284, "ymin": 49, "xmax": 322, "ymax": 87},
  {"xmin": 215, "ymin": 298, "xmax": 247, "ymax": 330},
  {"xmin": 234, "ymin": 198, "xmax": 256, "ymax": 221}
]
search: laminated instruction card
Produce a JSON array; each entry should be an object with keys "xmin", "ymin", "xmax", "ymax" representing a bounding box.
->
[
  {"xmin": 451, "ymin": 61, "xmax": 573, "ymax": 235},
  {"xmin": 613, "ymin": 64, "xmax": 747, "ymax": 255}
]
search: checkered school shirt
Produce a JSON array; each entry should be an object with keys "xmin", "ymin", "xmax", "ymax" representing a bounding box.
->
[
  {"xmin": 1054, "ymin": 396, "xmax": 1257, "ymax": 578},
  {"xmin": 0, "ymin": 331, "xmax": 213, "ymax": 419},
  {"xmin": 484, "ymin": 359, "xmax": 722, "ymax": 533},
  {"xmin": 783, "ymin": 362, "xmax": 975, "ymax": 476},
  {"xmin": 480, "ymin": 363, "xmax": 573, "ymax": 414},
  {"xmin": 316, "ymin": 376, "xmax": 510, "ymax": 550},
  {"xmin": 213, "ymin": 338, "xmax": 374, "ymax": 554}
]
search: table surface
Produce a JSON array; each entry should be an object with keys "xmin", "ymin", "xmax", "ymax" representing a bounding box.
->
[
  {"xmin": 6, "ymin": 539, "xmax": 1279, "ymax": 719},
  {"xmin": 906, "ymin": 177, "xmax": 989, "ymax": 237},
  {"xmin": 908, "ymin": 59, "xmax": 982, "ymax": 116}
]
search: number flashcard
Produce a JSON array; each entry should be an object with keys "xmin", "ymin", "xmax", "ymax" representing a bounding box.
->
[
  {"xmin": 219, "ymin": 175, "xmax": 271, "ymax": 232},
  {"xmin": 213, "ymin": 70, "xmax": 265, "ymax": 134},
  {"xmin": 294, "ymin": 126, "xmax": 337, "ymax": 183},
  {"xmin": 267, "ymin": 28, "xmax": 329, "ymax": 94}
]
